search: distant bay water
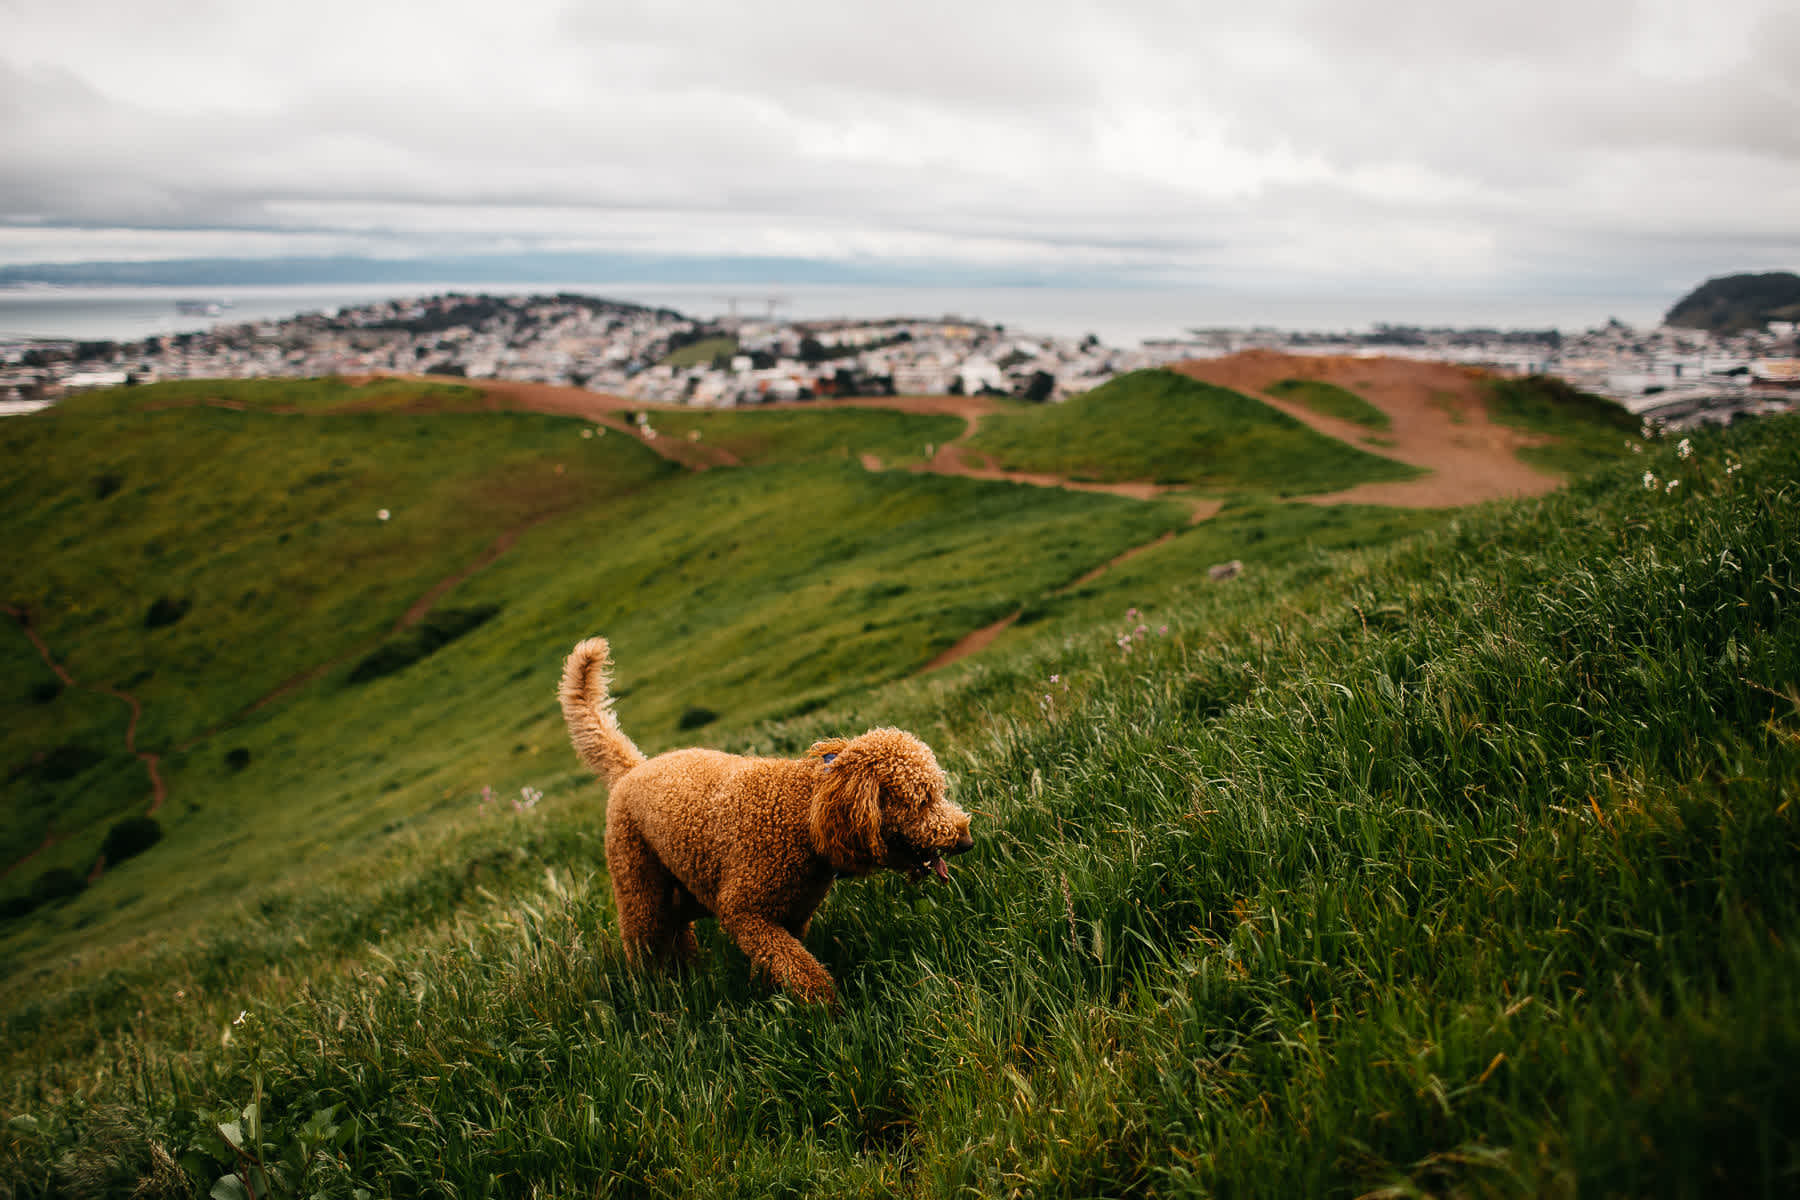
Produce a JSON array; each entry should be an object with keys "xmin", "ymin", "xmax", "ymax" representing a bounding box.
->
[{"xmin": 0, "ymin": 281, "xmax": 1673, "ymax": 346}]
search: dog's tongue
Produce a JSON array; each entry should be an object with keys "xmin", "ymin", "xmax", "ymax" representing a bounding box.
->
[{"xmin": 931, "ymin": 858, "xmax": 950, "ymax": 881}]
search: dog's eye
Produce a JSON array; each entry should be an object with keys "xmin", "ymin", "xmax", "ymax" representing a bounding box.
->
[{"xmin": 821, "ymin": 752, "xmax": 837, "ymax": 765}]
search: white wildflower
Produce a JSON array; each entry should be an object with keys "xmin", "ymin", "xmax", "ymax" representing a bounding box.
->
[
  {"xmin": 1643, "ymin": 471, "xmax": 1656, "ymax": 490},
  {"xmin": 377, "ymin": 508, "xmax": 390, "ymax": 521},
  {"xmin": 581, "ymin": 428, "xmax": 593, "ymax": 439},
  {"xmin": 1666, "ymin": 479, "xmax": 1680, "ymax": 493},
  {"xmin": 1677, "ymin": 438, "xmax": 1692, "ymax": 459},
  {"xmin": 233, "ymin": 1010, "xmax": 248, "ymax": 1026}
]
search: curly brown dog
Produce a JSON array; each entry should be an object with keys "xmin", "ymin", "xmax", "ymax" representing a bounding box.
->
[{"xmin": 560, "ymin": 637, "xmax": 974, "ymax": 1005}]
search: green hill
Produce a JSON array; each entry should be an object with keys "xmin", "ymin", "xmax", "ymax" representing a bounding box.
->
[
  {"xmin": 1264, "ymin": 376, "xmax": 1392, "ymax": 430},
  {"xmin": 964, "ymin": 368, "xmax": 1424, "ymax": 495},
  {"xmin": 0, "ymin": 379, "xmax": 1186, "ymax": 953},
  {"xmin": 2, "ymin": 378, "xmax": 1793, "ymax": 1197},
  {"xmin": 1664, "ymin": 270, "xmax": 1800, "ymax": 333},
  {"xmin": 647, "ymin": 406, "xmax": 961, "ymax": 467}
]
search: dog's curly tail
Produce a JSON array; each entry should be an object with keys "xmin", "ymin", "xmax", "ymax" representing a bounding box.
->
[{"xmin": 560, "ymin": 637, "xmax": 646, "ymax": 786}]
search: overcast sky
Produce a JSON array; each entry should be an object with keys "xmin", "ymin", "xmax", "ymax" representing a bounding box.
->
[{"xmin": 3, "ymin": 0, "xmax": 1797, "ymax": 296}]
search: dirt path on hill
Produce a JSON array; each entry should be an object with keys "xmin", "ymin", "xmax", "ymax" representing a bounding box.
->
[
  {"xmin": 450, "ymin": 378, "xmax": 1231, "ymax": 674},
  {"xmin": 919, "ymin": 527, "xmax": 1197, "ymax": 673},
  {"xmin": 179, "ymin": 508, "xmax": 577, "ymax": 751},
  {"xmin": 456, "ymin": 378, "xmax": 1225, "ymax": 519},
  {"xmin": 1169, "ymin": 350, "xmax": 1562, "ymax": 507},
  {"xmin": 448, "ymin": 379, "xmax": 743, "ymax": 470},
  {"xmin": 3, "ymin": 604, "xmax": 167, "ymax": 880},
  {"xmin": 113, "ymin": 366, "xmax": 1567, "ymax": 710}
]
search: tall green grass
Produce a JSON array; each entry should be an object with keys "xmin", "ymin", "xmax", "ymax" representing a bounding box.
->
[{"xmin": 3, "ymin": 412, "xmax": 1793, "ymax": 1196}]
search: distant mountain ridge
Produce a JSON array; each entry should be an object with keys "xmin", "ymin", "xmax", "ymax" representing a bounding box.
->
[
  {"xmin": 1664, "ymin": 270, "xmax": 1800, "ymax": 333},
  {"xmin": 0, "ymin": 252, "xmax": 1096, "ymax": 289}
]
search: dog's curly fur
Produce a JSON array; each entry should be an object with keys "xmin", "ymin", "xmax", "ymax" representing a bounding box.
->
[{"xmin": 560, "ymin": 637, "xmax": 974, "ymax": 1004}]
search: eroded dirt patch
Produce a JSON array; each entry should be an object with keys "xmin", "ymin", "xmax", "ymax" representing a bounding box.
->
[{"xmin": 1170, "ymin": 350, "xmax": 1561, "ymax": 507}]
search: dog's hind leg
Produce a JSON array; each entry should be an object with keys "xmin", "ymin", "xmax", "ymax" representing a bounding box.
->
[
  {"xmin": 666, "ymin": 884, "xmax": 706, "ymax": 966},
  {"xmin": 605, "ymin": 812, "xmax": 692, "ymax": 969}
]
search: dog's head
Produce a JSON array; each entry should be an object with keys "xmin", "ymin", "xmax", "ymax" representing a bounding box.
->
[{"xmin": 807, "ymin": 728, "xmax": 973, "ymax": 880}]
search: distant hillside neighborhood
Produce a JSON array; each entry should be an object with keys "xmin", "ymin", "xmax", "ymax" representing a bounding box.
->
[{"xmin": 4, "ymin": 284, "xmax": 1797, "ymax": 430}]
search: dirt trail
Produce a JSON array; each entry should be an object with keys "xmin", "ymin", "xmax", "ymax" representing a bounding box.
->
[
  {"xmin": 442, "ymin": 379, "xmax": 1234, "ymax": 673},
  {"xmin": 920, "ymin": 528, "xmax": 1200, "ymax": 674},
  {"xmin": 442, "ymin": 378, "xmax": 743, "ymax": 471},
  {"xmin": 179, "ymin": 509, "xmax": 573, "ymax": 752},
  {"xmin": 921, "ymin": 612, "xmax": 1023, "ymax": 674},
  {"xmin": 1169, "ymin": 351, "xmax": 1562, "ymax": 507},
  {"xmin": 443, "ymin": 377, "xmax": 1223, "ymax": 520},
  {"xmin": 3, "ymin": 604, "xmax": 167, "ymax": 879},
  {"xmin": 52, "ymin": 362, "xmax": 1556, "ymax": 766}
]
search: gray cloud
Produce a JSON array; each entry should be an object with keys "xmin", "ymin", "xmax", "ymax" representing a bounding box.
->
[{"xmin": 0, "ymin": 0, "xmax": 1795, "ymax": 293}]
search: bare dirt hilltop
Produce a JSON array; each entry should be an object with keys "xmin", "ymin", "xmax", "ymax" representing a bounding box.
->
[
  {"xmin": 405, "ymin": 357, "xmax": 1561, "ymax": 511},
  {"xmin": 1171, "ymin": 350, "xmax": 1563, "ymax": 508}
]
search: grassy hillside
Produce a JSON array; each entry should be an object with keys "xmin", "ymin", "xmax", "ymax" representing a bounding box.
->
[
  {"xmin": 1263, "ymin": 377, "xmax": 1392, "ymax": 430},
  {"xmin": 965, "ymin": 368, "xmax": 1423, "ymax": 495},
  {"xmin": 660, "ymin": 336, "xmax": 739, "ymax": 369},
  {"xmin": 2, "ymin": 379, "xmax": 1792, "ymax": 1196},
  {"xmin": 0, "ymin": 378, "xmax": 677, "ymax": 877},
  {"xmin": 1664, "ymin": 270, "xmax": 1800, "ymax": 333},
  {"xmin": 0, "ymin": 379, "xmax": 1185, "ymax": 971},
  {"xmin": 645, "ymin": 406, "xmax": 963, "ymax": 468},
  {"xmin": 1484, "ymin": 374, "xmax": 1640, "ymax": 478}
]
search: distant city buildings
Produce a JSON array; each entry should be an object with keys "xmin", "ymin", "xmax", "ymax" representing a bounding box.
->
[{"xmin": 3, "ymin": 292, "xmax": 1795, "ymax": 430}]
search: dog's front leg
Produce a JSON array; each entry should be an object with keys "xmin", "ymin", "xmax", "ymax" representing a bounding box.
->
[{"xmin": 718, "ymin": 909, "xmax": 837, "ymax": 1006}]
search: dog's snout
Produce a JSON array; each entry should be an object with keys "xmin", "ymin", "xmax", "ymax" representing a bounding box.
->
[{"xmin": 948, "ymin": 831, "xmax": 975, "ymax": 856}]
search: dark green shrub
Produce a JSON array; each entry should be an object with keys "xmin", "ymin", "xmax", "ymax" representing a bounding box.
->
[
  {"xmin": 677, "ymin": 706, "xmax": 719, "ymax": 730},
  {"xmin": 29, "ymin": 867, "xmax": 84, "ymax": 906},
  {"xmin": 144, "ymin": 595, "xmax": 191, "ymax": 629},
  {"xmin": 100, "ymin": 817, "xmax": 162, "ymax": 866},
  {"xmin": 347, "ymin": 605, "xmax": 500, "ymax": 685},
  {"xmin": 0, "ymin": 893, "xmax": 34, "ymax": 921}
]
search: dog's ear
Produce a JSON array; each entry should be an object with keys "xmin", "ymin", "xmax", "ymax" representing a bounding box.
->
[{"xmin": 810, "ymin": 743, "xmax": 882, "ymax": 873}]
